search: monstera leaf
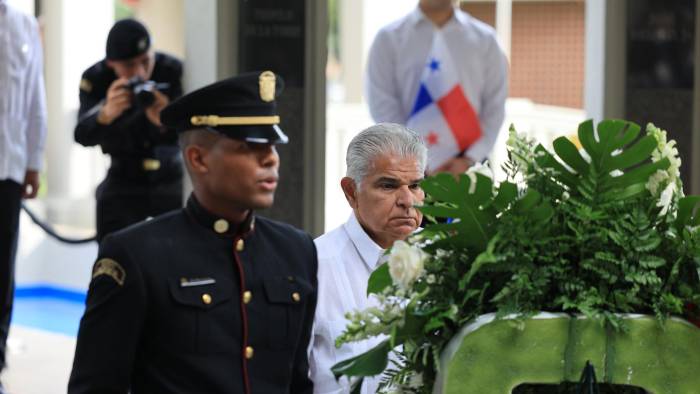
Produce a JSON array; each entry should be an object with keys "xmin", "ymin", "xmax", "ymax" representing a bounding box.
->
[
  {"xmin": 419, "ymin": 173, "xmax": 518, "ymax": 251},
  {"xmin": 418, "ymin": 172, "xmax": 554, "ymax": 255},
  {"xmin": 418, "ymin": 172, "xmax": 498, "ymax": 252},
  {"xmin": 536, "ymin": 119, "xmax": 671, "ymax": 203}
]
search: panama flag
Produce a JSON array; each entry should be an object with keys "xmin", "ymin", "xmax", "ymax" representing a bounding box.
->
[{"xmin": 407, "ymin": 31, "xmax": 482, "ymax": 171}]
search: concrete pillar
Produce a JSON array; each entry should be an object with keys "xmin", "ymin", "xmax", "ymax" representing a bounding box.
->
[
  {"xmin": 42, "ymin": 0, "xmax": 112, "ymax": 226},
  {"xmin": 583, "ymin": 0, "xmax": 626, "ymax": 122},
  {"xmin": 340, "ymin": 0, "xmax": 363, "ymax": 103},
  {"xmin": 183, "ymin": 0, "xmax": 326, "ymax": 235},
  {"xmin": 495, "ymin": 0, "xmax": 512, "ymax": 60}
]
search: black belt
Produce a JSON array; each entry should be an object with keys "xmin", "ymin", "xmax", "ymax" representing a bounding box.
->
[{"xmin": 109, "ymin": 156, "xmax": 182, "ymax": 178}]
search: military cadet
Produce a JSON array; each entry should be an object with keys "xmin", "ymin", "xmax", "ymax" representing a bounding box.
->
[
  {"xmin": 74, "ymin": 18, "xmax": 184, "ymax": 242},
  {"xmin": 68, "ymin": 72, "xmax": 318, "ymax": 394}
]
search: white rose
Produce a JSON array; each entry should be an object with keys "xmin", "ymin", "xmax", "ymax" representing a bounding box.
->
[{"xmin": 388, "ymin": 240, "xmax": 427, "ymax": 290}]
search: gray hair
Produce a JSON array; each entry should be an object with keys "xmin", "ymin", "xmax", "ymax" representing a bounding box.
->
[{"xmin": 346, "ymin": 123, "xmax": 427, "ymax": 185}]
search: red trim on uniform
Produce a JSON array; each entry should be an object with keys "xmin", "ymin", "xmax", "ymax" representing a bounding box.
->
[{"xmin": 233, "ymin": 238, "xmax": 251, "ymax": 394}]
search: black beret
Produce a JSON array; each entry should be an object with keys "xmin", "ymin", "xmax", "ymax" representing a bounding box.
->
[
  {"xmin": 161, "ymin": 71, "xmax": 288, "ymax": 144},
  {"xmin": 106, "ymin": 19, "xmax": 151, "ymax": 61}
]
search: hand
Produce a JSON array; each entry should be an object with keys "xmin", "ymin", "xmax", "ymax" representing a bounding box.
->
[
  {"xmin": 22, "ymin": 170, "xmax": 40, "ymax": 199},
  {"xmin": 97, "ymin": 77, "xmax": 132, "ymax": 125},
  {"xmin": 429, "ymin": 156, "xmax": 474, "ymax": 177},
  {"xmin": 144, "ymin": 89, "xmax": 169, "ymax": 128}
]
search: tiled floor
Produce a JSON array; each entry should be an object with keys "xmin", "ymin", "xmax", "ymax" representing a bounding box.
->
[
  {"xmin": 4, "ymin": 210, "xmax": 94, "ymax": 394},
  {"xmin": 4, "ymin": 325, "xmax": 76, "ymax": 394}
]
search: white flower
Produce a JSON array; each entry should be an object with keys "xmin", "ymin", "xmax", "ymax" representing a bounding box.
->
[
  {"xmin": 657, "ymin": 182, "xmax": 675, "ymax": 216},
  {"xmin": 426, "ymin": 274, "xmax": 436, "ymax": 284},
  {"xmin": 646, "ymin": 123, "xmax": 683, "ymax": 208},
  {"xmin": 388, "ymin": 240, "xmax": 427, "ymax": 290},
  {"xmin": 609, "ymin": 169, "xmax": 624, "ymax": 177},
  {"xmin": 646, "ymin": 170, "xmax": 669, "ymax": 196}
]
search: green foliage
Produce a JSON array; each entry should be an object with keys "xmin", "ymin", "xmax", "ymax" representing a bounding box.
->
[{"xmin": 333, "ymin": 120, "xmax": 700, "ymax": 393}]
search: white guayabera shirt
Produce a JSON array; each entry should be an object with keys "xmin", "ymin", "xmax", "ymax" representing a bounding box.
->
[
  {"xmin": 366, "ymin": 6, "xmax": 508, "ymax": 163},
  {"xmin": 309, "ymin": 212, "xmax": 386, "ymax": 394},
  {"xmin": 0, "ymin": 1, "xmax": 47, "ymax": 184}
]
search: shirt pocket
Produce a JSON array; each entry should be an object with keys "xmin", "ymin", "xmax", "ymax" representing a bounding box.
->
[
  {"xmin": 6, "ymin": 27, "xmax": 30, "ymax": 82},
  {"xmin": 263, "ymin": 275, "xmax": 313, "ymax": 350},
  {"xmin": 167, "ymin": 276, "xmax": 236, "ymax": 354}
]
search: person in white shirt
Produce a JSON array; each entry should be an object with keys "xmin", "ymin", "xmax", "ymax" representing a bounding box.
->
[
  {"xmin": 0, "ymin": 0, "xmax": 47, "ymax": 386},
  {"xmin": 366, "ymin": 0, "xmax": 508, "ymax": 176},
  {"xmin": 309, "ymin": 123, "xmax": 427, "ymax": 393}
]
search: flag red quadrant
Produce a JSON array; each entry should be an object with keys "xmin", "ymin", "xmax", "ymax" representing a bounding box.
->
[{"xmin": 437, "ymin": 86, "xmax": 482, "ymax": 151}]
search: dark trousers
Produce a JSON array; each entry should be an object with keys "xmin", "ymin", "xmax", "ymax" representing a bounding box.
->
[
  {"xmin": 0, "ymin": 180, "xmax": 22, "ymax": 369},
  {"xmin": 96, "ymin": 174, "xmax": 183, "ymax": 242}
]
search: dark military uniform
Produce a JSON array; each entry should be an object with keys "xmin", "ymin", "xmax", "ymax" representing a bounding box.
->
[
  {"xmin": 68, "ymin": 196, "xmax": 318, "ymax": 393},
  {"xmin": 70, "ymin": 71, "xmax": 318, "ymax": 393},
  {"xmin": 74, "ymin": 52, "xmax": 184, "ymax": 242}
]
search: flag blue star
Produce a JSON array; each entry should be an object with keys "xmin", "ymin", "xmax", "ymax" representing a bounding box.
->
[{"xmin": 428, "ymin": 58, "xmax": 440, "ymax": 72}]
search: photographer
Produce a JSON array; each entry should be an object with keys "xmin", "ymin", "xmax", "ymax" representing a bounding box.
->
[{"xmin": 75, "ymin": 19, "xmax": 183, "ymax": 242}]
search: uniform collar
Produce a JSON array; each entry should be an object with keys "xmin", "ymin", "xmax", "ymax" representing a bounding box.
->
[
  {"xmin": 410, "ymin": 5, "xmax": 466, "ymax": 29},
  {"xmin": 343, "ymin": 212, "xmax": 385, "ymax": 271},
  {"xmin": 185, "ymin": 194, "xmax": 255, "ymax": 238}
]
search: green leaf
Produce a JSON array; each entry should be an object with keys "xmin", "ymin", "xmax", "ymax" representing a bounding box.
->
[
  {"xmin": 418, "ymin": 205, "xmax": 459, "ymax": 218},
  {"xmin": 603, "ymin": 135, "xmax": 657, "ymax": 172},
  {"xmin": 420, "ymin": 173, "xmax": 496, "ymax": 251},
  {"xmin": 605, "ymin": 157, "xmax": 670, "ymax": 191},
  {"xmin": 577, "ymin": 119, "xmax": 599, "ymax": 158},
  {"xmin": 395, "ymin": 307, "xmax": 427, "ymax": 342},
  {"xmin": 492, "ymin": 181, "xmax": 518, "ymax": 211},
  {"xmin": 553, "ymin": 137, "xmax": 589, "ymax": 175},
  {"xmin": 676, "ymin": 196, "xmax": 700, "ymax": 230},
  {"xmin": 331, "ymin": 339, "xmax": 391, "ymax": 378},
  {"xmin": 461, "ymin": 234, "xmax": 501, "ymax": 286},
  {"xmin": 534, "ymin": 146, "xmax": 578, "ymax": 187},
  {"xmin": 367, "ymin": 263, "xmax": 391, "ymax": 296}
]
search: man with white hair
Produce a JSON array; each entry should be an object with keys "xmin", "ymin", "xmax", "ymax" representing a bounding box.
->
[{"xmin": 309, "ymin": 123, "xmax": 427, "ymax": 393}]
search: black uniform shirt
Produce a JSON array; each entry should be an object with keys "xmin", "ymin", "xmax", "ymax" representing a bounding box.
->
[
  {"xmin": 68, "ymin": 196, "xmax": 318, "ymax": 394},
  {"xmin": 74, "ymin": 52, "xmax": 183, "ymax": 159}
]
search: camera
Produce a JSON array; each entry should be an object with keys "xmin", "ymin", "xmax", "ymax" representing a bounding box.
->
[{"xmin": 125, "ymin": 76, "xmax": 169, "ymax": 108}]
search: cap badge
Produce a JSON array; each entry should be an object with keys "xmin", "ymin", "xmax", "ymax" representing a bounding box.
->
[
  {"xmin": 138, "ymin": 37, "xmax": 147, "ymax": 51},
  {"xmin": 259, "ymin": 71, "xmax": 276, "ymax": 102}
]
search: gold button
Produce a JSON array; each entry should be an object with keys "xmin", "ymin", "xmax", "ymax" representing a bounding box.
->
[
  {"xmin": 142, "ymin": 159, "xmax": 161, "ymax": 171},
  {"xmin": 202, "ymin": 293, "xmax": 212, "ymax": 305},
  {"xmin": 213, "ymin": 219, "xmax": 229, "ymax": 234},
  {"xmin": 236, "ymin": 239, "xmax": 245, "ymax": 252},
  {"xmin": 292, "ymin": 292, "xmax": 301, "ymax": 302},
  {"xmin": 245, "ymin": 346, "xmax": 254, "ymax": 359},
  {"xmin": 243, "ymin": 290, "xmax": 252, "ymax": 304}
]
